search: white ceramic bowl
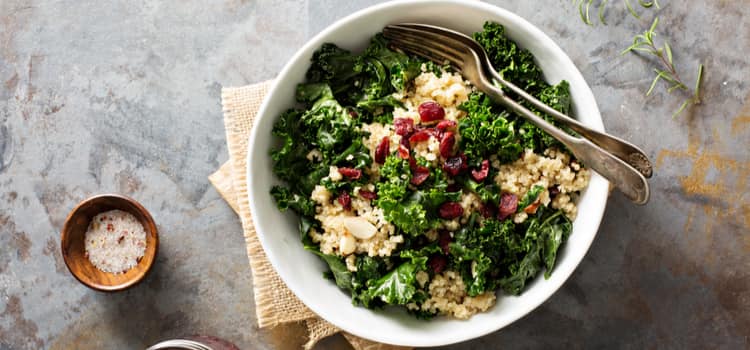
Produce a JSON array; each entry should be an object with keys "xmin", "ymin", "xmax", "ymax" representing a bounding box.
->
[{"xmin": 247, "ymin": 0, "xmax": 609, "ymax": 346}]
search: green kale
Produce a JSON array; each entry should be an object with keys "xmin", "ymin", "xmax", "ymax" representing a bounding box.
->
[
  {"xmin": 305, "ymin": 248, "xmax": 354, "ymax": 293},
  {"xmin": 536, "ymin": 210, "xmax": 571, "ymax": 278},
  {"xmin": 464, "ymin": 179, "xmax": 501, "ymax": 206},
  {"xmin": 458, "ymin": 92, "xmax": 522, "ymax": 163},
  {"xmin": 270, "ymin": 186, "xmax": 316, "ymax": 217},
  {"xmin": 377, "ymin": 199, "xmax": 432, "ymax": 237},
  {"xmin": 305, "ymin": 43, "xmax": 361, "ymax": 98},
  {"xmin": 517, "ymin": 185, "xmax": 545, "ymax": 211},
  {"xmin": 473, "ymin": 21, "xmax": 544, "ymax": 94},
  {"xmin": 270, "ymin": 109, "xmax": 311, "ymax": 185},
  {"xmin": 498, "ymin": 208, "xmax": 572, "ymax": 294},
  {"xmin": 360, "ymin": 253, "xmax": 428, "ymax": 306},
  {"xmin": 375, "ymin": 156, "xmax": 411, "ymax": 201}
]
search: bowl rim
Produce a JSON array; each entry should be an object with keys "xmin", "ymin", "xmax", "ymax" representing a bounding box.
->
[
  {"xmin": 60, "ymin": 193, "xmax": 159, "ymax": 292},
  {"xmin": 247, "ymin": 0, "xmax": 609, "ymax": 346}
]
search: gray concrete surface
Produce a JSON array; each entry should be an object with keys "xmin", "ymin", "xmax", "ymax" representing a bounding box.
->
[{"xmin": 1, "ymin": 0, "xmax": 748, "ymax": 349}]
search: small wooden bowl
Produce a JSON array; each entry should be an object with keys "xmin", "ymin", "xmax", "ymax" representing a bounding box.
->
[{"xmin": 61, "ymin": 194, "xmax": 159, "ymax": 292}]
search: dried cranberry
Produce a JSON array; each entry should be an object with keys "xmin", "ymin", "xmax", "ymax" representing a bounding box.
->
[
  {"xmin": 480, "ymin": 202, "xmax": 496, "ymax": 218},
  {"xmin": 471, "ymin": 160, "xmax": 490, "ymax": 182},
  {"xmin": 410, "ymin": 166, "xmax": 430, "ymax": 186},
  {"xmin": 359, "ymin": 190, "xmax": 377, "ymax": 200},
  {"xmin": 338, "ymin": 167, "xmax": 362, "ymax": 180},
  {"xmin": 337, "ymin": 192, "xmax": 352, "ymax": 211},
  {"xmin": 438, "ymin": 230, "xmax": 452, "ymax": 254},
  {"xmin": 419, "ymin": 126, "xmax": 441, "ymax": 139},
  {"xmin": 549, "ymin": 185, "xmax": 561, "ymax": 198},
  {"xmin": 439, "ymin": 131, "xmax": 455, "ymax": 158},
  {"xmin": 400, "ymin": 133, "xmax": 411, "ymax": 148},
  {"xmin": 439, "ymin": 202, "xmax": 464, "ymax": 219},
  {"xmin": 393, "ymin": 118, "xmax": 415, "ymax": 136},
  {"xmin": 375, "ymin": 137, "xmax": 390, "ymax": 164},
  {"xmin": 348, "ymin": 110, "xmax": 358, "ymax": 118},
  {"xmin": 497, "ymin": 193, "xmax": 518, "ymax": 220},
  {"xmin": 418, "ymin": 101, "xmax": 445, "ymax": 122},
  {"xmin": 398, "ymin": 144, "xmax": 410, "ymax": 159},
  {"xmin": 408, "ymin": 157, "xmax": 418, "ymax": 170},
  {"xmin": 428, "ymin": 254, "xmax": 447, "ymax": 273},
  {"xmin": 409, "ymin": 130, "xmax": 432, "ymax": 144},
  {"xmin": 446, "ymin": 183, "xmax": 461, "ymax": 193},
  {"xmin": 442, "ymin": 154, "xmax": 467, "ymax": 177},
  {"xmin": 436, "ymin": 120, "xmax": 457, "ymax": 131}
]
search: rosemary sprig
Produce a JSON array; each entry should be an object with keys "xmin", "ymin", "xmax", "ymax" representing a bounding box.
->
[
  {"xmin": 621, "ymin": 17, "xmax": 704, "ymax": 117},
  {"xmin": 575, "ymin": 0, "xmax": 660, "ymax": 25}
]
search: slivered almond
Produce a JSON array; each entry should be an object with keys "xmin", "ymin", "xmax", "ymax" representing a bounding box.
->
[{"xmin": 342, "ymin": 217, "xmax": 377, "ymax": 240}]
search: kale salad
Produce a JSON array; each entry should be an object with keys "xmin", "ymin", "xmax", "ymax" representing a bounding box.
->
[{"xmin": 270, "ymin": 22, "xmax": 590, "ymax": 319}]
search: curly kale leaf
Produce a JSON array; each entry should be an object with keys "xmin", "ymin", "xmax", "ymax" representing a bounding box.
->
[
  {"xmin": 305, "ymin": 43, "xmax": 361, "ymax": 97},
  {"xmin": 464, "ymin": 179, "xmax": 501, "ymax": 206},
  {"xmin": 498, "ymin": 208, "xmax": 572, "ymax": 294},
  {"xmin": 373, "ymin": 156, "xmax": 435, "ymax": 236},
  {"xmin": 537, "ymin": 210, "xmax": 571, "ymax": 278},
  {"xmin": 472, "ymin": 22, "xmax": 574, "ymax": 154},
  {"xmin": 450, "ymin": 218, "xmax": 515, "ymax": 296},
  {"xmin": 458, "ymin": 92, "xmax": 522, "ymax": 163},
  {"xmin": 306, "ymin": 34, "xmax": 422, "ymax": 114},
  {"xmin": 270, "ymin": 186, "xmax": 316, "ymax": 217},
  {"xmin": 474, "ymin": 21, "xmax": 544, "ymax": 94},
  {"xmin": 363, "ymin": 34, "xmax": 422, "ymax": 92},
  {"xmin": 517, "ymin": 185, "xmax": 545, "ymax": 211},
  {"xmin": 360, "ymin": 251, "xmax": 428, "ymax": 306},
  {"xmin": 307, "ymin": 249, "xmax": 354, "ymax": 293},
  {"xmin": 270, "ymin": 109, "xmax": 312, "ymax": 184}
]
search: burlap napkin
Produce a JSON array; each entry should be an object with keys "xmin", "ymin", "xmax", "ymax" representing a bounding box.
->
[{"xmin": 208, "ymin": 81, "xmax": 411, "ymax": 350}]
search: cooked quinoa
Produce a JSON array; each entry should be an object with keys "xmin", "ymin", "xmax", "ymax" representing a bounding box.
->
[{"xmin": 270, "ymin": 23, "xmax": 590, "ymax": 320}]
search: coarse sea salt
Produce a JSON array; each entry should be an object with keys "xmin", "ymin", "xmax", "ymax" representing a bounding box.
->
[{"xmin": 84, "ymin": 209, "xmax": 146, "ymax": 274}]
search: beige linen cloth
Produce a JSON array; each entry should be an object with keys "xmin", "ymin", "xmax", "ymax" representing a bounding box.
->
[{"xmin": 208, "ymin": 80, "xmax": 411, "ymax": 350}]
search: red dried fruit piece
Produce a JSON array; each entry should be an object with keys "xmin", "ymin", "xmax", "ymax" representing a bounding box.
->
[
  {"xmin": 393, "ymin": 118, "xmax": 415, "ymax": 136},
  {"xmin": 106, "ymin": 223, "xmax": 114, "ymax": 231},
  {"xmin": 338, "ymin": 167, "xmax": 362, "ymax": 180},
  {"xmin": 418, "ymin": 101, "xmax": 445, "ymax": 122},
  {"xmin": 446, "ymin": 183, "xmax": 461, "ymax": 193},
  {"xmin": 442, "ymin": 154, "xmax": 467, "ymax": 177},
  {"xmin": 439, "ymin": 202, "xmax": 464, "ymax": 219},
  {"xmin": 438, "ymin": 230, "xmax": 452, "ymax": 254},
  {"xmin": 348, "ymin": 110, "xmax": 358, "ymax": 118},
  {"xmin": 439, "ymin": 131, "xmax": 455, "ymax": 158},
  {"xmin": 375, "ymin": 136, "xmax": 389, "ymax": 164},
  {"xmin": 398, "ymin": 144, "xmax": 410, "ymax": 159},
  {"xmin": 480, "ymin": 203, "xmax": 496, "ymax": 218},
  {"xmin": 400, "ymin": 134, "xmax": 411, "ymax": 149},
  {"xmin": 337, "ymin": 192, "xmax": 352, "ymax": 211},
  {"xmin": 410, "ymin": 166, "xmax": 430, "ymax": 185},
  {"xmin": 416, "ymin": 125, "xmax": 441, "ymax": 138},
  {"xmin": 471, "ymin": 159, "xmax": 490, "ymax": 182},
  {"xmin": 549, "ymin": 185, "xmax": 561, "ymax": 198},
  {"xmin": 428, "ymin": 254, "xmax": 447, "ymax": 273},
  {"xmin": 359, "ymin": 190, "xmax": 377, "ymax": 200},
  {"xmin": 408, "ymin": 157, "xmax": 417, "ymax": 170},
  {"xmin": 436, "ymin": 120, "xmax": 457, "ymax": 131},
  {"xmin": 409, "ymin": 130, "xmax": 432, "ymax": 144},
  {"xmin": 497, "ymin": 193, "xmax": 518, "ymax": 220}
]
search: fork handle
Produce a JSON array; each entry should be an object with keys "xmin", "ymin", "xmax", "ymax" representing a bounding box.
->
[
  {"xmin": 485, "ymin": 69, "xmax": 653, "ymax": 178},
  {"xmin": 482, "ymin": 85, "xmax": 650, "ymax": 204}
]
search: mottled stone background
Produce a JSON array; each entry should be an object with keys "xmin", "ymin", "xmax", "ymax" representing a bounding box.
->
[{"xmin": 1, "ymin": 0, "xmax": 748, "ymax": 349}]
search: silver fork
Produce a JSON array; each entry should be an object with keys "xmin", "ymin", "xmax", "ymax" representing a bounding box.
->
[{"xmin": 383, "ymin": 23, "xmax": 650, "ymax": 204}]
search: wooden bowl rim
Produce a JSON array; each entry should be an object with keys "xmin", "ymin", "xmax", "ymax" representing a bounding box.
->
[{"xmin": 60, "ymin": 193, "xmax": 159, "ymax": 292}]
